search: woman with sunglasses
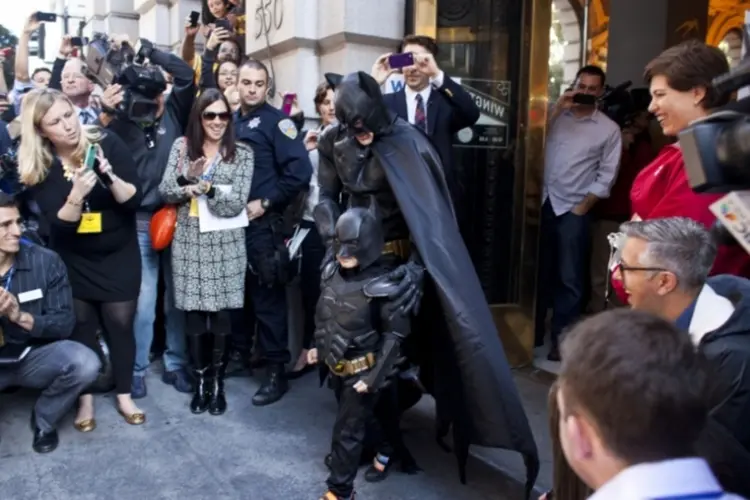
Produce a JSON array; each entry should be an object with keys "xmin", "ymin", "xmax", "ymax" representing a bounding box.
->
[{"xmin": 158, "ymin": 88, "xmax": 253, "ymax": 414}]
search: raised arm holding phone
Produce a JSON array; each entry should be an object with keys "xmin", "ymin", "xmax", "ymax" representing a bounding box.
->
[{"xmin": 18, "ymin": 88, "xmax": 145, "ymax": 433}]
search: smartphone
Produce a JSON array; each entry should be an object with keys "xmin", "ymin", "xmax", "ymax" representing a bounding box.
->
[
  {"xmin": 83, "ymin": 144, "xmax": 98, "ymax": 170},
  {"xmin": 34, "ymin": 11, "xmax": 57, "ymax": 22},
  {"xmin": 282, "ymin": 93, "xmax": 296, "ymax": 115},
  {"xmin": 572, "ymin": 93, "xmax": 597, "ymax": 106},
  {"xmin": 189, "ymin": 11, "xmax": 200, "ymax": 27},
  {"xmin": 71, "ymin": 36, "xmax": 89, "ymax": 46},
  {"xmin": 215, "ymin": 18, "xmax": 233, "ymax": 32},
  {"xmin": 388, "ymin": 52, "xmax": 415, "ymax": 69}
]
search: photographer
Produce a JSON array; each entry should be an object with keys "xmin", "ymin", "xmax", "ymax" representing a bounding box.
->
[
  {"xmin": 535, "ymin": 65, "xmax": 622, "ymax": 361},
  {"xmin": 99, "ymin": 37, "xmax": 196, "ymax": 400},
  {"xmin": 11, "ymin": 14, "xmax": 52, "ymax": 115}
]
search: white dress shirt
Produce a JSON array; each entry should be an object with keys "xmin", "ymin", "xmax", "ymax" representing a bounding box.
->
[
  {"xmin": 403, "ymin": 70, "xmax": 446, "ymax": 126},
  {"xmin": 76, "ymin": 106, "xmax": 96, "ymax": 125},
  {"xmin": 588, "ymin": 458, "xmax": 743, "ymax": 500}
]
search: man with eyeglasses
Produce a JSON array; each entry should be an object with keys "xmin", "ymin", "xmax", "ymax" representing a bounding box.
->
[
  {"xmin": 615, "ymin": 217, "xmax": 750, "ymax": 457},
  {"xmin": 535, "ymin": 65, "xmax": 622, "ymax": 361}
]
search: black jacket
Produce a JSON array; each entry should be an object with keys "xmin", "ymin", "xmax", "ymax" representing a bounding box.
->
[
  {"xmin": 105, "ymin": 49, "xmax": 196, "ymax": 213},
  {"xmin": 700, "ymin": 275, "xmax": 750, "ymax": 454}
]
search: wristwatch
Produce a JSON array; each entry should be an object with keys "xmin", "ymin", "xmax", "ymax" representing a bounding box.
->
[{"xmin": 261, "ymin": 198, "xmax": 271, "ymax": 210}]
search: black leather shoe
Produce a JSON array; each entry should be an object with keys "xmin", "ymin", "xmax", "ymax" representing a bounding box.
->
[
  {"xmin": 30, "ymin": 413, "xmax": 59, "ymax": 454},
  {"xmin": 251, "ymin": 364, "xmax": 288, "ymax": 406},
  {"xmin": 32, "ymin": 428, "xmax": 59, "ymax": 453}
]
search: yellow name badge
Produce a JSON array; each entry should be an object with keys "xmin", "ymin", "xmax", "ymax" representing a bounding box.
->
[
  {"xmin": 189, "ymin": 198, "xmax": 199, "ymax": 217},
  {"xmin": 77, "ymin": 212, "xmax": 103, "ymax": 234}
]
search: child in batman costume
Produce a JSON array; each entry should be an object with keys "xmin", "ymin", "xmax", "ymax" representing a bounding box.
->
[
  {"xmin": 308, "ymin": 201, "xmax": 410, "ymax": 500},
  {"xmin": 314, "ymin": 71, "xmax": 540, "ymax": 497}
]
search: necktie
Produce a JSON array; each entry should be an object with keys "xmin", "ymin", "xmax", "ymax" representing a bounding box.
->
[
  {"xmin": 80, "ymin": 110, "xmax": 92, "ymax": 125},
  {"xmin": 414, "ymin": 94, "xmax": 426, "ymax": 131}
]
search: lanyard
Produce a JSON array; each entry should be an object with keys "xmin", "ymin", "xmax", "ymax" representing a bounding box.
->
[
  {"xmin": 652, "ymin": 492, "xmax": 724, "ymax": 500},
  {"xmin": 200, "ymin": 155, "xmax": 220, "ymax": 181},
  {"xmin": 3, "ymin": 265, "xmax": 15, "ymax": 291}
]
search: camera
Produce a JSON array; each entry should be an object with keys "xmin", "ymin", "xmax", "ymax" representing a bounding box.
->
[
  {"xmin": 677, "ymin": 60, "xmax": 750, "ymax": 255},
  {"xmin": 597, "ymin": 81, "xmax": 651, "ymax": 129},
  {"xmin": 678, "ymin": 61, "xmax": 750, "ymax": 194},
  {"xmin": 84, "ymin": 34, "xmax": 167, "ymax": 125}
]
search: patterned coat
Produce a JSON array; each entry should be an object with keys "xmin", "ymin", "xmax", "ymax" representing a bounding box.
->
[{"xmin": 158, "ymin": 138, "xmax": 253, "ymax": 312}]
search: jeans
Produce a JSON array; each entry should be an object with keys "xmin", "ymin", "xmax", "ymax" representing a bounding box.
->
[
  {"xmin": 133, "ymin": 229, "xmax": 187, "ymax": 376},
  {"xmin": 0, "ymin": 341, "xmax": 101, "ymax": 432},
  {"xmin": 535, "ymin": 199, "xmax": 591, "ymax": 346}
]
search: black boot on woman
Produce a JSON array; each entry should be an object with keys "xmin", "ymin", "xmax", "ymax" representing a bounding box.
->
[
  {"xmin": 209, "ymin": 332, "xmax": 229, "ymax": 415},
  {"xmin": 187, "ymin": 331, "xmax": 212, "ymax": 414}
]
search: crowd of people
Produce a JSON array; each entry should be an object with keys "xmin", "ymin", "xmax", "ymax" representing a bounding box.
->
[{"xmin": 0, "ymin": 5, "xmax": 750, "ymax": 500}]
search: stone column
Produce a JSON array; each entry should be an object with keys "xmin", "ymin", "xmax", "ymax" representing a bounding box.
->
[
  {"xmin": 606, "ymin": 0, "xmax": 709, "ymax": 86},
  {"xmin": 244, "ymin": 0, "xmax": 406, "ymax": 119}
]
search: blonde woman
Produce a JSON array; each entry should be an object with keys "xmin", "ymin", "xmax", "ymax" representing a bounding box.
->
[{"xmin": 19, "ymin": 88, "xmax": 145, "ymax": 430}]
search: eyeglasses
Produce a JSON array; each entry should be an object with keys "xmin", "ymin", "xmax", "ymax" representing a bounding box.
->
[
  {"xmin": 618, "ymin": 261, "xmax": 667, "ymax": 274},
  {"xmin": 202, "ymin": 111, "xmax": 231, "ymax": 122}
]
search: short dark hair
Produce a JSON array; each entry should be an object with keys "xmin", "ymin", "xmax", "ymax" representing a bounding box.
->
[
  {"xmin": 575, "ymin": 65, "xmax": 606, "ymax": 87},
  {"xmin": 313, "ymin": 81, "xmax": 333, "ymax": 113},
  {"xmin": 644, "ymin": 40, "xmax": 730, "ymax": 109},
  {"xmin": 400, "ymin": 34, "xmax": 439, "ymax": 56},
  {"xmin": 0, "ymin": 193, "xmax": 18, "ymax": 209},
  {"xmin": 185, "ymin": 88, "xmax": 236, "ymax": 163},
  {"xmin": 559, "ymin": 309, "xmax": 708, "ymax": 464},
  {"xmin": 240, "ymin": 59, "xmax": 269, "ymax": 84},
  {"xmin": 213, "ymin": 60, "xmax": 238, "ymax": 91},
  {"xmin": 32, "ymin": 68, "xmax": 51, "ymax": 79}
]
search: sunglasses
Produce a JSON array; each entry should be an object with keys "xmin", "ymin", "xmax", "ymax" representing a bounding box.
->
[{"xmin": 202, "ymin": 111, "xmax": 231, "ymax": 122}]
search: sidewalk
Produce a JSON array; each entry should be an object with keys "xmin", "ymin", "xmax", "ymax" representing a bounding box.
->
[{"xmin": 0, "ymin": 364, "xmax": 553, "ymax": 499}]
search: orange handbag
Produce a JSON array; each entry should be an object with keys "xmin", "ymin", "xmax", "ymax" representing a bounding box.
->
[
  {"xmin": 150, "ymin": 205, "xmax": 178, "ymax": 251},
  {"xmin": 150, "ymin": 138, "xmax": 187, "ymax": 251}
]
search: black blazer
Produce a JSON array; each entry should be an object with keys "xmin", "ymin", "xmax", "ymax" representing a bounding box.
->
[{"xmin": 383, "ymin": 75, "xmax": 480, "ymax": 194}]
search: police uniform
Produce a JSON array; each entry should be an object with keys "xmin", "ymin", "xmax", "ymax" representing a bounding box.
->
[{"xmin": 231, "ymin": 102, "xmax": 312, "ymax": 406}]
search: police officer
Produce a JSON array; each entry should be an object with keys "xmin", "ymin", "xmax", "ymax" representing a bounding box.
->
[{"xmin": 232, "ymin": 59, "xmax": 312, "ymax": 406}]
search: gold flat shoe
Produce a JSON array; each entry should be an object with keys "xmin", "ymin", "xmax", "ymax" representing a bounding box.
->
[
  {"xmin": 73, "ymin": 419, "xmax": 96, "ymax": 433},
  {"xmin": 118, "ymin": 409, "xmax": 146, "ymax": 425}
]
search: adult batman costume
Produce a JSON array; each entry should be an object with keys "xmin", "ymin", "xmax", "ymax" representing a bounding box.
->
[
  {"xmin": 311, "ymin": 201, "xmax": 412, "ymax": 500},
  {"xmin": 314, "ymin": 71, "xmax": 540, "ymax": 496}
]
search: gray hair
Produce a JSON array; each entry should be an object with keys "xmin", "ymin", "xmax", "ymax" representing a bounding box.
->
[{"xmin": 619, "ymin": 217, "xmax": 717, "ymax": 291}]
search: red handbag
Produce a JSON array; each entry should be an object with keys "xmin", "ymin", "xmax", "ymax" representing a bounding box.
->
[
  {"xmin": 150, "ymin": 139, "xmax": 187, "ymax": 251},
  {"xmin": 150, "ymin": 205, "xmax": 178, "ymax": 251}
]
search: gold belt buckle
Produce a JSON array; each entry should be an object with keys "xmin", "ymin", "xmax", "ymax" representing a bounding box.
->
[{"xmin": 383, "ymin": 239, "xmax": 410, "ymax": 259}]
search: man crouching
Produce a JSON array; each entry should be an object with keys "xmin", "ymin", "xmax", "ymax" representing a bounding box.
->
[{"xmin": 0, "ymin": 194, "xmax": 100, "ymax": 453}]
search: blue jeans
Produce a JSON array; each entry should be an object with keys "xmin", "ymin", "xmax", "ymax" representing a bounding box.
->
[
  {"xmin": 133, "ymin": 229, "xmax": 187, "ymax": 376},
  {"xmin": 534, "ymin": 200, "xmax": 590, "ymax": 346}
]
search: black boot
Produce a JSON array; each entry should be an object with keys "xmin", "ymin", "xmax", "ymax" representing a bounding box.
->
[
  {"xmin": 208, "ymin": 332, "xmax": 229, "ymax": 415},
  {"xmin": 187, "ymin": 332, "xmax": 211, "ymax": 414},
  {"xmin": 252, "ymin": 363, "xmax": 288, "ymax": 406}
]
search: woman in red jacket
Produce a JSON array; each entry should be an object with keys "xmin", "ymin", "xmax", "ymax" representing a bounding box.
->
[{"xmin": 612, "ymin": 41, "xmax": 750, "ymax": 304}]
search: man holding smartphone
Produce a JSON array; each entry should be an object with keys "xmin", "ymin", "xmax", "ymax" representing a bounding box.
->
[
  {"xmin": 370, "ymin": 35, "xmax": 480, "ymax": 209},
  {"xmin": 535, "ymin": 65, "xmax": 622, "ymax": 362}
]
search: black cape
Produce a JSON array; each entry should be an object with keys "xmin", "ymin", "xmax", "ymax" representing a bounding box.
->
[{"xmin": 372, "ymin": 117, "xmax": 539, "ymax": 495}]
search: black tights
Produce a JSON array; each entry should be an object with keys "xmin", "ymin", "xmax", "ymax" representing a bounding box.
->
[{"xmin": 71, "ymin": 299, "xmax": 136, "ymax": 395}]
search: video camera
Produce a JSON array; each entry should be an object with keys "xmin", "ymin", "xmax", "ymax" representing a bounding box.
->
[
  {"xmin": 84, "ymin": 34, "xmax": 167, "ymax": 125},
  {"xmin": 678, "ymin": 60, "xmax": 750, "ymax": 254},
  {"xmin": 597, "ymin": 81, "xmax": 651, "ymax": 129}
]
